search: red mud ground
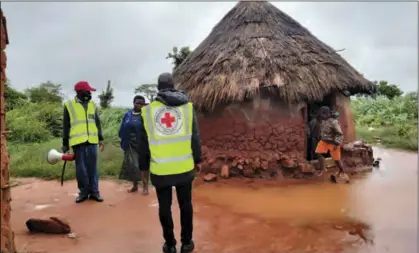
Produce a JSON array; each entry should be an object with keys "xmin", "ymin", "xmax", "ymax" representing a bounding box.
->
[{"xmin": 11, "ymin": 147, "xmax": 418, "ymax": 253}]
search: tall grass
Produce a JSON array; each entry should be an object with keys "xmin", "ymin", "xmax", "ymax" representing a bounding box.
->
[{"xmin": 351, "ymin": 94, "xmax": 418, "ymax": 151}]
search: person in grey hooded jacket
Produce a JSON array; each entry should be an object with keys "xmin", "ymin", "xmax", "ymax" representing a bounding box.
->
[{"xmin": 137, "ymin": 73, "xmax": 202, "ymax": 253}]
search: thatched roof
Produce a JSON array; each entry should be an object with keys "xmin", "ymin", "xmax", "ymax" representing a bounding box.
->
[{"xmin": 174, "ymin": 1, "xmax": 375, "ymax": 110}]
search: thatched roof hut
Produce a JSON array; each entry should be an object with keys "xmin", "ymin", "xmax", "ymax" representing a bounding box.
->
[{"xmin": 174, "ymin": 1, "xmax": 375, "ymax": 111}]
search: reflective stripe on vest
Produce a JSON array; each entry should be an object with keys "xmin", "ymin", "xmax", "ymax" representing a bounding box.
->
[
  {"xmin": 65, "ymin": 99, "xmax": 99, "ymax": 147},
  {"xmin": 142, "ymin": 101, "xmax": 194, "ymax": 176}
]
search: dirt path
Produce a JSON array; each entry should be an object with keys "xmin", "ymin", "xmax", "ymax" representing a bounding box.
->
[{"xmin": 11, "ymin": 147, "xmax": 417, "ymax": 253}]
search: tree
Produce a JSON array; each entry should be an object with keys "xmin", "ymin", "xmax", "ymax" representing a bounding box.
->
[
  {"xmin": 355, "ymin": 80, "xmax": 403, "ymax": 100},
  {"xmin": 135, "ymin": 84, "xmax": 157, "ymax": 101},
  {"xmin": 375, "ymin": 80, "xmax": 403, "ymax": 99},
  {"xmin": 166, "ymin": 46, "xmax": 192, "ymax": 70},
  {"xmin": 98, "ymin": 80, "xmax": 114, "ymax": 109},
  {"xmin": 25, "ymin": 81, "xmax": 63, "ymax": 104},
  {"xmin": 4, "ymin": 79, "xmax": 28, "ymax": 110}
]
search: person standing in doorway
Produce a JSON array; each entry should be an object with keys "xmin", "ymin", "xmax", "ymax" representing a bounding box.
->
[
  {"xmin": 308, "ymin": 110, "xmax": 321, "ymax": 161},
  {"xmin": 315, "ymin": 106, "xmax": 348, "ymax": 180},
  {"xmin": 118, "ymin": 95, "xmax": 149, "ymax": 195},
  {"xmin": 137, "ymin": 73, "xmax": 202, "ymax": 253},
  {"xmin": 62, "ymin": 81, "xmax": 105, "ymax": 203}
]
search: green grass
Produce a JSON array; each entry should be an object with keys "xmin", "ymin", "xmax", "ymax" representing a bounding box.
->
[
  {"xmin": 8, "ymin": 138, "xmax": 123, "ymax": 180},
  {"xmin": 356, "ymin": 126, "xmax": 418, "ymax": 151}
]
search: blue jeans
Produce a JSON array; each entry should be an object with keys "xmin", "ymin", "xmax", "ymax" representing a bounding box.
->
[{"xmin": 73, "ymin": 144, "xmax": 99, "ymax": 197}]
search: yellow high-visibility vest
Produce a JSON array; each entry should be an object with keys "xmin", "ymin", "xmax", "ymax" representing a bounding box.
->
[
  {"xmin": 64, "ymin": 98, "xmax": 99, "ymax": 147},
  {"xmin": 142, "ymin": 101, "xmax": 194, "ymax": 175}
]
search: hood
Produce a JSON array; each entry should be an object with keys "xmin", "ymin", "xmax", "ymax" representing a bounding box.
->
[{"xmin": 155, "ymin": 89, "xmax": 189, "ymax": 106}]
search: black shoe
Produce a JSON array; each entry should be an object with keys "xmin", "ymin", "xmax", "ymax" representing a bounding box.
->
[
  {"xmin": 75, "ymin": 195, "xmax": 88, "ymax": 203},
  {"xmin": 180, "ymin": 241, "xmax": 194, "ymax": 253},
  {"xmin": 162, "ymin": 243, "xmax": 177, "ymax": 253},
  {"xmin": 89, "ymin": 194, "xmax": 104, "ymax": 202}
]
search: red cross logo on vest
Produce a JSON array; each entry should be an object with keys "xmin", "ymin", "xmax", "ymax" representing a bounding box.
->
[
  {"xmin": 160, "ymin": 112, "xmax": 176, "ymax": 128},
  {"xmin": 154, "ymin": 106, "xmax": 183, "ymax": 135}
]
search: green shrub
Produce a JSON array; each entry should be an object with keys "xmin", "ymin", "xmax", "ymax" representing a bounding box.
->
[
  {"xmin": 352, "ymin": 94, "xmax": 418, "ymax": 151},
  {"xmin": 6, "ymin": 109, "xmax": 52, "ymax": 142},
  {"xmin": 99, "ymin": 107, "xmax": 128, "ymax": 144}
]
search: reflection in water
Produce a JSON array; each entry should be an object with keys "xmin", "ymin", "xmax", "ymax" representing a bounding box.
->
[{"xmin": 195, "ymin": 147, "xmax": 418, "ymax": 253}]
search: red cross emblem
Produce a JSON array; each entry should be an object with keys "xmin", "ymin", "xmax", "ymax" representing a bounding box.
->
[{"xmin": 160, "ymin": 112, "xmax": 176, "ymax": 128}]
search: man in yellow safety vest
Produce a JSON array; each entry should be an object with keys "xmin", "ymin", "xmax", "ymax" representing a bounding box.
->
[
  {"xmin": 137, "ymin": 73, "xmax": 202, "ymax": 253},
  {"xmin": 62, "ymin": 81, "xmax": 105, "ymax": 203}
]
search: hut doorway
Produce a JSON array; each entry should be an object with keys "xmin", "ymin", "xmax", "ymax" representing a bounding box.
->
[{"xmin": 306, "ymin": 94, "xmax": 334, "ymax": 161}]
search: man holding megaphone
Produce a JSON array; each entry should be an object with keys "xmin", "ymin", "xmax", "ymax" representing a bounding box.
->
[{"xmin": 62, "ymin": 81, "xmax": 105, "ymax": 203}]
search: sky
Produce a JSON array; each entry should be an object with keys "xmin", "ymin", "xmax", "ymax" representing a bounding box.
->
[{"xmin": 2, "ymin": 1, "xmax": 418, "ymax": 106}]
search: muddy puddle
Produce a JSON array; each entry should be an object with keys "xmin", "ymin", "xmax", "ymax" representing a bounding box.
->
[
  {"xmin": 195, "ymin": 147, "xmax": 418, "ymax": 253},
  {"xmin": 10, "ymin": 147, "xmax": 418, "ymax": 253}
]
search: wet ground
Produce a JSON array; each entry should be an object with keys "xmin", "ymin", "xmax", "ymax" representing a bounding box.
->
[{"xmin": 11, "ymin": 147, "xmax": 417, "ymax": 253}]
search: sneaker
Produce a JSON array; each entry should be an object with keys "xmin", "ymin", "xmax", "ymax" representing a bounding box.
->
[
  {"xmin": 163, "ymin": 243, "xmax": 177, "ymax": 253},
  {"xmin": 180, "ymin": 240, "xmax": 195, "ymax": 253}
]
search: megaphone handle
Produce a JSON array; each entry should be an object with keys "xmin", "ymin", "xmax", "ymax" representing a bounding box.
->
[{"xmin": 61, "ymin": 161, "xmax": 67, "ymax": 187}]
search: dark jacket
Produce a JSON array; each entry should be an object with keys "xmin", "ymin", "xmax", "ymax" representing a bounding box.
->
[
  {"xmin": 118, "ymin": 110, "xmax": 142, "ymax": 151},
  {"xmin": 62, "ymin": 97, "xmax": 104, "ymax": 148},
  {"xmin": 137, "ymin": 89, "xmax": 202, "ymax": 189}
]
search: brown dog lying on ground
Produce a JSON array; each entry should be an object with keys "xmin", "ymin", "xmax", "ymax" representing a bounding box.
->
[{"xmin": 26, "ymin": 217, "xmax": 71, "ymax": 234}]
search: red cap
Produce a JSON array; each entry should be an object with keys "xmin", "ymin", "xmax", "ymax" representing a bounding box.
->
[{"xmin": 74, "ymin": 81, "xmax": 96, "ymax": 92}]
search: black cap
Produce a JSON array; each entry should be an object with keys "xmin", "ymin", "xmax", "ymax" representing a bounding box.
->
[{"xmin": 157, "ymin": 72, "xmax": 174, "ymax": 91}]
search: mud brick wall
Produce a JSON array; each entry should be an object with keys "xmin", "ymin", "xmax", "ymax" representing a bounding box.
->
[
  {"xmin": 197, "ymin": 94, "xmax": 306, "ymax": 178},
  {"xmin": 1, "ymin": 8, "xmax": 16, "ymax": 253}
]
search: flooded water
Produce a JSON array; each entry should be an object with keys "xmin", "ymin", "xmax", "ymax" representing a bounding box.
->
[
  {"xmin": 10, "ymin": 147, "xmax": 418, "ymax": 253},
  {"xmin": 195, "ymin": 147, "xmax": 418, "ymax": 253}
]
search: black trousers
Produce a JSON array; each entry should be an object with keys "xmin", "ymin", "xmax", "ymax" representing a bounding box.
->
[{"xmin": 156, "ymin": 181, "xmax": 193, "ymax": 246}]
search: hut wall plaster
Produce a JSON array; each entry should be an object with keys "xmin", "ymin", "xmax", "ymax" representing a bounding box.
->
[
  {"xmin": 332, "ymin": 93, "xmax": 356, "ymax": 143},
  {"xmin": 198, "ymin": 94, "xmax": 307, "ymax": 178}
]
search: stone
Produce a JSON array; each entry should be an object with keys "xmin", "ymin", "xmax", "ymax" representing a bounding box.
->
[
  {"xmin": 242, "ymin": 165, "xmax": 254, "ymax": 178},
  {"xmin": 203, "ymin": 173, "xmax": 217, "ymax": 182},
  {"xmin": 280, "ymin": 156, "xmax": 297, "ymax": 169},
  {"xmin": 220, "ymin": 164, "xmax": 229, "ymax": 178},
  {"xmin": 300, "ymin": 163, "xmax": 315, "ymax": 173}
]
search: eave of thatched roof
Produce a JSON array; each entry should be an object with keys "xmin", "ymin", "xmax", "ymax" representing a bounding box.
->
[{"xmin": 173, "ymin": 1, "xmax": 375, "ymax": 111}]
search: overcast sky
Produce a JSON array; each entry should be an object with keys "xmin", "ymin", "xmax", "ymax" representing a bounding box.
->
[{"xmin": 2, "ymin": 1, "xmax": 418, "ymax": 106}]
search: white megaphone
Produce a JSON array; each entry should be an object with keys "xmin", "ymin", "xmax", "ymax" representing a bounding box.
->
[{"xmin": 46, "ymin": 149, "xmax": 75, "ymax": 165}]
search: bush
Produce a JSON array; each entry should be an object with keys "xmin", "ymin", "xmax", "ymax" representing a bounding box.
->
[
  {"xmin": 99, "ymin": 107, "xmax": 128, "ymax": 144},
  {"xmin": 6, "ymin": 101, "xmax": 129, "ymax": 144},
  {"xmin": 6, "ymin": 102, "xmax": 62, "ymax": 142},
  {"xmin": 352, "ymin": 94, "xmax": 418, "ymax": 151},
  {"xmin": 6, "ymin": 109, "xmax": 52, "ymax": 142}
]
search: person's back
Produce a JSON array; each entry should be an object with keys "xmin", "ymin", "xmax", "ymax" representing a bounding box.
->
[
  {"xmin": 320, "ymin": 117, "xmax": 343, "ymax": 145},
  {"xmin": 138, "ymin": 73, "xmax": 201, "ymax": 253}
]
